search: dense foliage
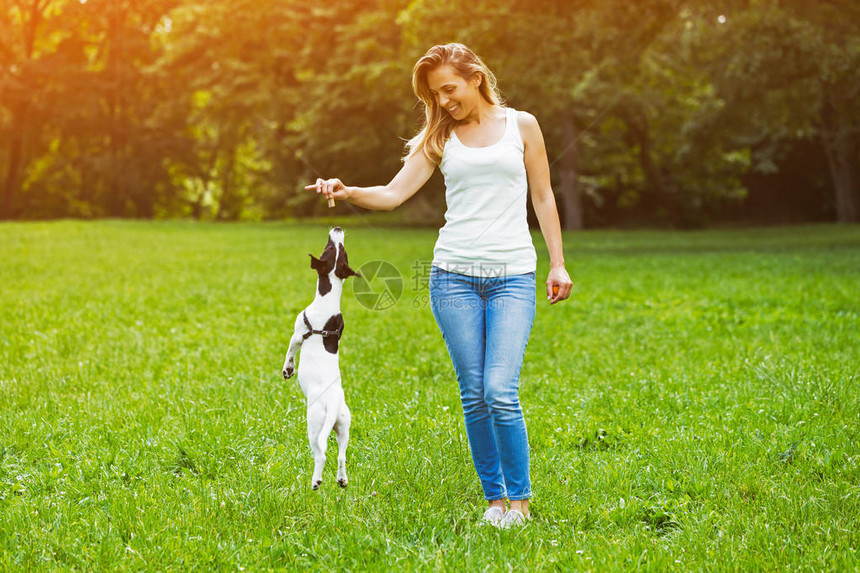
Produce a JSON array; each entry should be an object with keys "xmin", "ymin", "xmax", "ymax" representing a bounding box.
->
[{"xmin": 1, "ymin": 0, "xmax": 858, "ymax": 226}]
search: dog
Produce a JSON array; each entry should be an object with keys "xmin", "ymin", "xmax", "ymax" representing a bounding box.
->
[{"xmin": 282, "ymin": 227, "xmax": 361, "ymax": 490}]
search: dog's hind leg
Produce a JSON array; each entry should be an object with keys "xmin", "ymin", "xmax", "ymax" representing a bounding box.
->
[
  {"xmin": 334, "ymin": 403, "xmax": 351, "ymax": 488},
  {"xmin": 307, "ymin": 403, "xmax": 327, "ymax": 490},
  {"xmin": 308, "ymin": 396, "xmax": 340, "ymax": 490}
]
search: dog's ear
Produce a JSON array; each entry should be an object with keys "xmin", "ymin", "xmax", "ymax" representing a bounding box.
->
[
  {"xmin": 335, "ymin": 245, "xmax": 362, "ymax": 279},
  {"xmin": 337, "ymin": 264, "xmax": 361, "ymax": 279},
  {"xmin": 309, "ymin": 253, "xmax": 323, "ymax": 271}
]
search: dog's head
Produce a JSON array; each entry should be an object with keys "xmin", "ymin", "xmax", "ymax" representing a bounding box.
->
[{"xmin": 309, "ymin": 227, "xmax": 361, "ymax": 295}]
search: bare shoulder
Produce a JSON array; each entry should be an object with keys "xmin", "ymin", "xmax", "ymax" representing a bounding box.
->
[
  {"xmin": 515, "ymin": 110, "xmax": 543, "ymax": 147},
  {"xmin": 515, "ymin": 109, "xmax": 540, "ymax": 128}
]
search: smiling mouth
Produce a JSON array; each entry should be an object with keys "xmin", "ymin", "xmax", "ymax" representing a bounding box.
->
[{"xmin": 448, "ymin": 105, "xmax": 459, "ymax": 113}]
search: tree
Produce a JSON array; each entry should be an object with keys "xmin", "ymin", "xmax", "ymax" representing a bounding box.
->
[
  {"xmin": 795, "ymin": 0, "xmax": 860, "ymax": 223},
  {"xmin": 397, "ymin": 0, "xmax": 751, "ymax": 228},
  {"xmin": 1, "ymin": 0, "xmax": 854, "ymax": 224},
  {"xmin": 693, "ymin": 0, "xmax": 860, "ymax": 223},
  {"xmin": 0, "ymin": 0, "xmax": 54, "ymax": 219},
  {"xmin": 286, "ymin": 0, "xmax": 415, "ymax": 218},
  {"xmin": 0, "ymin": 0, "xmax": 184, "ymax": 218},
  {"xmin": 153, "ymin": 0, "xmax": 324, "ymax": 220}
]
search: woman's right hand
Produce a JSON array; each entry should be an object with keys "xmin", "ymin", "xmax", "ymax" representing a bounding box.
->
[{"xmin": 305, "ymin": 178, "xmax": 351, "ymax": 203}]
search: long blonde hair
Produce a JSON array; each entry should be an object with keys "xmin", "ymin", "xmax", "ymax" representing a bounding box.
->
[{"xmin": 404, "ymin": 43, "xmax": 504, "ymax": 164}]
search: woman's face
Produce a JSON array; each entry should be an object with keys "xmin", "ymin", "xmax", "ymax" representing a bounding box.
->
[{"xmin": 426, "ymin": 64, "xmax": 479, "ymax": 121}]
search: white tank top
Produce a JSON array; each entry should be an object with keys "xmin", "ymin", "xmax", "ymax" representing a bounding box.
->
[{"xmin": 433, "ymin": 106, "xmax": 537, "ymax": 277}]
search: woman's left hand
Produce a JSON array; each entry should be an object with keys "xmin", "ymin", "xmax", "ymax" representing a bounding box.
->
[{"xmin": 546, "ymin": 266, "xmax": 573, "ymax": 304}]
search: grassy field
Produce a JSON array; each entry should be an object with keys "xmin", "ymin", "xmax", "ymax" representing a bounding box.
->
[{"xmin": 1, "ymin": 220, "xmax": 859, "ymax": 571}]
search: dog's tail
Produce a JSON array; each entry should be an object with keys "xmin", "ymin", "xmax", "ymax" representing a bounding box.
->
[{"xmin": 317, "ymin": 392, "xmax": 341, "ymax": 453}]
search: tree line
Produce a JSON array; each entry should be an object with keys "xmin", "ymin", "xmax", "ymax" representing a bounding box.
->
[{"xmin": 1, "ymin": 0, "xmax": 858, "ymax": 228}]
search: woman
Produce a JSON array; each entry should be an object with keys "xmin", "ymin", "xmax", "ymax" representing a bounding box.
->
[{"xmin": 307, "ymin": 43, "xmax": 572, "ymax": 528}]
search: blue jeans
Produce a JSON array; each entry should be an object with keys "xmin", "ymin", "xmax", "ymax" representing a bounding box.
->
[{"xmin": 429, "ymin": 266, "xmax": 535, "ymax": 500}]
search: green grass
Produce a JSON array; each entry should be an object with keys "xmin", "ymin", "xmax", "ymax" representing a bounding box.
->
[{"xmin": 1, "ymin": 220, "xmax": 859, "ymax": 571}]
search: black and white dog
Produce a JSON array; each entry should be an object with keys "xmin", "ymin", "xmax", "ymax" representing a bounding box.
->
[{"xmin": 283, "ymin": 227, "xmax": 361, "ymax": 490}]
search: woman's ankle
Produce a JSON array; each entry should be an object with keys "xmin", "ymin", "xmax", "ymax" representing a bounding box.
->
[
  {"xmin": 508, "ymin": 499, "xmax": 529, "ymax": 517},
  {"xmin": 488, "ymin": 498, "xmax": 507, "ymax": 511}
]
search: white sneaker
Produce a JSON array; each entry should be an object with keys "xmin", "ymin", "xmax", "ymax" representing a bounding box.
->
[
  {"xmin": 480, "ymin": 506, "xmax": 505, "ymax": 526},
  {"xmin": 499, "ymin": 508, "xmax": 529, "ymax": 529}
]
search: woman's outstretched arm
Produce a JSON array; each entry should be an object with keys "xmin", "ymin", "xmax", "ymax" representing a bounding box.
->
[{"xmin": 306, "ymin": 149, "xmax": 436, "ymax": 211}]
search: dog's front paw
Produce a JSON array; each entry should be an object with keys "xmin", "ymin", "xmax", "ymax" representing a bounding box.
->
[
  {"xmin": 338, "ymin": 477, "xmax": 348, "ymax": 488},
  {"xmin": 283, "ymin": 365, "xmax": 295, "ymax": 380},
  {"xmin": 312, "ymin": 479, "xmax": 322, "ymax": 490}
]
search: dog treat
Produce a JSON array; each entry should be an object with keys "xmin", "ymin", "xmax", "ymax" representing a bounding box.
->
[
  {"xmin": 552, "ymin": 285, "xmax": 559, "ymax": 296},
  {"xmin": 328, "ymin": 197, "xmax": 335, "ymax": 208}
]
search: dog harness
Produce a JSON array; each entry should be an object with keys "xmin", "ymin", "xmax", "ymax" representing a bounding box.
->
[{"xmin": 301, "ymin": 311, "xmax": 343, "ymax": 341}]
